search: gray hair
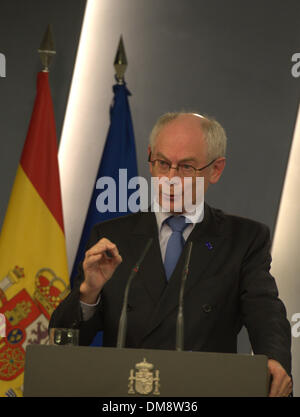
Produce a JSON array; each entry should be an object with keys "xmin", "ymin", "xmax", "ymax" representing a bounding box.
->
[{"xmin": 149, "ymin": 112, "xmax": 227, "ymax": 161}]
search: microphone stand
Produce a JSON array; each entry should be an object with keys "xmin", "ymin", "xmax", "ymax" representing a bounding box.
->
[
  {"xmin": 176, "ymin": 241, "xmax": 193, "ymax": 351},
  {"xmin": 116, "ymin": 238, "xmax": 153, "ymax": 348}
]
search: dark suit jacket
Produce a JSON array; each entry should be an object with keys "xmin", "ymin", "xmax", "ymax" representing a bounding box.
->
[{"xmin": 49, "ymin": 204, "xmax": 292, "ymax": 374}]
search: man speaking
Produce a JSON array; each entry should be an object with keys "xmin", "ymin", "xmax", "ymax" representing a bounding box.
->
[{"xmin": 50, "ymin": 112, "xmax": 292, "ymax": 397}]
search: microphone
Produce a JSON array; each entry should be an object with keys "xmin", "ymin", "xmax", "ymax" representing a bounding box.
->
[
  {"xmin": 176, "ymin": 241, "xmax": 193, "ymax": 351},
  {"xmin": 116, "ymin": 237, "xmax": 153, "ymax": 348}
]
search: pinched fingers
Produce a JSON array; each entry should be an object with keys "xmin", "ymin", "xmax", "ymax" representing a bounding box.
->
[
  {"xmin": 84, "ymin": 238, "xmax": 122, "ymax": 266},
  {"xmin": 82, "ymin": 237, "xmax": 122, "ymax": 289}
]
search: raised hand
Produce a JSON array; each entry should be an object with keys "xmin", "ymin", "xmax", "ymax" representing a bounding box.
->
[{"xmin": 80, "ymin": 238, "xmax": 122, "ymax": 304}]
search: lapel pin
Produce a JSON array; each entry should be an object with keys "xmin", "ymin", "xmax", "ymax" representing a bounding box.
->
[{"xmin": 205, "ymin": 242, "xmax": 213, "ymax": 250}]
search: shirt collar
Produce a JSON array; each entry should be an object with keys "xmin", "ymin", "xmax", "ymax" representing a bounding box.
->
[{"xmin": 152, "ymin": 198, "xmax": 204, "ymax": 233}]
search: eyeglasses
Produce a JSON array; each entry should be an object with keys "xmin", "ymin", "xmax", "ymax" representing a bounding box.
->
[{"xmin": 148, "ymin": 152, "xmax": 217, "ymax": 177}]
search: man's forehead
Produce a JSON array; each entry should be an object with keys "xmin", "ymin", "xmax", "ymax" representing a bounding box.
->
[
  {"xmin": 156, "ymin": 151, "xmax": 198, "ymax": 163},
  {"xmin": 153, "ymin": 137, "xmax": 207, "ymax": 162}
]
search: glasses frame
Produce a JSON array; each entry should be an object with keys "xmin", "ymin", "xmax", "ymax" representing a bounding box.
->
[{"xmin": 148, "ymin": 152, "xmax": 217, "ymax": 176}]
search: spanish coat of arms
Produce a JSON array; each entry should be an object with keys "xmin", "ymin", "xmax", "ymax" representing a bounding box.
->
[
  {"xmin": 0, "ymin": 266, "xmax": 69, "ymax": 388},
  {"xmin": 128, "ymin": 358, "xmax": 160, "ymax": 395}
]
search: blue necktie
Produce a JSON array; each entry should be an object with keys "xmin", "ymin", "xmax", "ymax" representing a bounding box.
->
[{"xmin": 164, "ymin": 216, "xmax": 189, "ymax": 280}]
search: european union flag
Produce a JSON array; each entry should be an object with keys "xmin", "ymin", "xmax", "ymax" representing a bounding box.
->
[{"xmin": 71, "ymin": 80, "xmax": 138, "ymax": 345}]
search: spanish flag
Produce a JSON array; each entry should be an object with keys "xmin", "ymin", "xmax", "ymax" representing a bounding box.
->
[{"xmin": 0, "ymin": 72, "xmax": 69, "ymax": 397}]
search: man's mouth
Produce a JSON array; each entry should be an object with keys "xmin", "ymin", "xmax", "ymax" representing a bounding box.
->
[{"xmin": 162, "ymin": 192, "xmax": 181, "ymax": 200}]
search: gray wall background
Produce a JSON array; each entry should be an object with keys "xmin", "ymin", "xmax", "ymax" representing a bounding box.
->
[
  {"xmin": 0, "ymin": 0, "xmax": 86, "ymax": 228},
  {"xmin": 1, "ymin": 0, "xmax": 300, "ymax": 358}
]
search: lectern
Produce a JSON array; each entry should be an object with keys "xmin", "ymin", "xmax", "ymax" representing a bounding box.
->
[{"xmin": 24, "ymin": 345, "xmax": 269, "ymax": 397}]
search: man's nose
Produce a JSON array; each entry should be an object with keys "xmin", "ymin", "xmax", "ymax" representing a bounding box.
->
[
  {"xmin": 166, "ymin": 168, "xmax": 183, "ymax": 191},
  {"xmin": 167, "ymin": 166, "xmax": 179, "ymax": 179}
]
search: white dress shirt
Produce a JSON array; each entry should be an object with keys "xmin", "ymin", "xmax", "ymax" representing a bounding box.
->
[{"xmin": 153, "ymin": 199, "xmax": 204, "ymax": 262}]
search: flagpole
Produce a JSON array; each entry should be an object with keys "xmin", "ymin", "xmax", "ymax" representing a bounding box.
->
[
  {"xmin": 38, "ymin": 24, "xmax": 56, "ymax": 72},
  {"xmin": 114, "ymin": 36, "xmax": 127, "ymax": 84}
]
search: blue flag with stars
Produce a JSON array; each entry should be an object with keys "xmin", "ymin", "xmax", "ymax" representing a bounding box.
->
[{"xmin": 71, "ymin": 81, "xmax": 138, "ymax": 346}]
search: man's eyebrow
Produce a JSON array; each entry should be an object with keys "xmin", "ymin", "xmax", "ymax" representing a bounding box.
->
[
  {"xmin": 178, "ymin": 157, "xmax": 198, "ymax": 164},
  {"xmin": 156, "ymin": 152, "xmax": 197, "ymax": 164}
]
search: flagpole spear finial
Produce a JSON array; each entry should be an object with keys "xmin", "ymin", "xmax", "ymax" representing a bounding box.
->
[
  {"xmin": 38, "ymin": 24, "xmax": 56, "ymax": 72},
  {"xmin": 114, "ymin": 36, "xmax": 127, "ymax": 84}
]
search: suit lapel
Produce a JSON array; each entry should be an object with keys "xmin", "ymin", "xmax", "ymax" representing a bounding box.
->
[{"xmin": 128, "ymin": 212, "xmax": 167, "ymax": 305}]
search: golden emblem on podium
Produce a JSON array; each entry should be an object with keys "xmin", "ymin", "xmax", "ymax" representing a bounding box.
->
[{"xmin": 128, "ymin": 358, "xmax": 160, "ymax": 395}]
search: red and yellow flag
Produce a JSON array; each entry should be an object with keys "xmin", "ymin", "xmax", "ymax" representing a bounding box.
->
[{"xmin": 0, "ymin": 71, "xmax": 69, "ymax": 397}]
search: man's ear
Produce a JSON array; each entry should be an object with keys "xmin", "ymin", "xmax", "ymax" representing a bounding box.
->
[{"xmin": 209, "ymin": 157, "xmax": 226, "ymax": 184}]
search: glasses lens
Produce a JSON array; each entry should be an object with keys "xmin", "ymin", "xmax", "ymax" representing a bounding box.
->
[
  {"xmin": 156, "ymin": 160, "xmax": 170, "ymax": 173},
  {"xmin": 179, "ymin": 165, "xmax": 195, "ymax": 176}
]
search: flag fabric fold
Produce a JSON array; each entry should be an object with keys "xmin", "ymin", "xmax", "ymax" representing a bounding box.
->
[
  {"xmin": 0, "ymin": 72, "xmax": 69, "ymax": 397},
  {"xmin": 70, "ymin": 81, "xmax": 138, "ymax": 346}
]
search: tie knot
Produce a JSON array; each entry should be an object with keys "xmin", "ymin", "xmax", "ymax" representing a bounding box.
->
[{"xmin": 166, "ymin": 215, "xmax": 188, "ymax": 233}]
